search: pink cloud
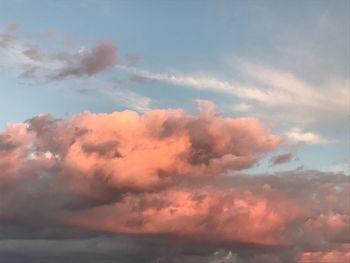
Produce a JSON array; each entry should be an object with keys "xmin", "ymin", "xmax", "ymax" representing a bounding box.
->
[
  {"xmin": 298, "ymin": 249, "xmax": 350, "ymax": 263},
  {"xmin": 0, "ymin": 105, "xmax": 348, "ymax": 261},
  {"xmin": 67, "ymin": 185, "xmax": 299, "ymax": 246}
]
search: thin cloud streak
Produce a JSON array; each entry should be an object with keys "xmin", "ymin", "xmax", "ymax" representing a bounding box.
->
[{"xmin": 116, "ymin": 64, "xmax": 348, "ymax": 127}]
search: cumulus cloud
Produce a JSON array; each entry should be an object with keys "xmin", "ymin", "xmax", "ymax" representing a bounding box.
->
[
  {"xmin": 66, "ymin": 171, "xmax": 350, "ymax": 247},
  {"xmin": 0, "ymin": 102, "xmax": 281, "ymax": 195},
  {"xmin": 0, "ymin": 105, "xmax": 348, "ymax": 262}
]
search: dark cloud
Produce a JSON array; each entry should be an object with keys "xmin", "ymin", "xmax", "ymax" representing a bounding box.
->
[
  {"xmin": 0, "ymin": 30, "xmax": 117, "ymax": 81},
  {"xmin": 49, "ymin": 41, "xmax": 117, "ymax": 80},
  {"xmin": 269, "ymin": 152, "xmax": 293, "ymax": 166},
  {"xmin": 0, "ymin": 171, "xmax": 349, "ymax": 262},
  {"xmin": 0, "ymin": 134, "xmax": 17, "ymax": 153},
  {"xmin": 81, "ymin": 140, "xmax": 122, "ymax": 158}
]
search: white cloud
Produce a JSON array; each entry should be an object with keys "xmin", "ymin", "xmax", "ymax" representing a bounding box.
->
[
  {"xmin": 116, "ymin": 63, "xmax": 348, "ymax": 129},
  {"xmin": 116, "ymin": 65, "xmax": 270, "ymax": 102},
  {"xmin": 240, "ymin": 62, "xmax": 348, "ymax": 114},
  {"xmin": 231, "ymin": 102, "xmax": 253, "ymax": 112},
  {"xmin": 286, "ymin": 128, "xmax": 336, "ymax": 144}
]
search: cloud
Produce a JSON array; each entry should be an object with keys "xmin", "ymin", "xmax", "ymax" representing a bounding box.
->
[
  {"xmin": 0, "ymin": 102, "xmax": 281, "ymax": 195},
  {"xmin": 115, "ymin": 65, "xmax": 269, "ymax": 102},
  {"xmin": 0, "ymin": 33, "xmax": 16, "ymax": 48},
  {"xmin": 130, "ymin": 74, "xmax": 147, "ymax": 83},
  {"xmin": 0, "ymin": 29, "xmax": 151, "ymax": 111},
  {"xmin": 0, "ymin": 106, "xmax": 348, "ymax": 262},
  {"xmin": 115, "ymin": 63, "xmax": 348, "ymax": 131},
  {"xmin": 49, "ymin": 41, "xmax": 117, "ymax": 80},
  {"xmin": 286, "ymin": 128, "xmax": 336, "ymax": 144},
  {"xmin": 20, "ymin": 41, "xmax": 117, "ymax": 80},
  {"xmin": 1, "ymin": 168, "xmax": 349, "ymax": 262},
  {"xmin": 0, "ymin": 24, "xmax": 348, "ymax": 262},
  {"xmin": 269, "ymin": 152, "xmax": 293, "ymax": 166},
  {"xmin": 22, "ymin": 47, "xmax": 44, "ymax": 61},
  {"xmin": 0, "ymin": 29, "xmax": 117, "ymax": 80},
  {"xmin": 66, "ymin": 170, "xmax": 350, "ymax": 245},
  {"xmin": 298, "ymin": 249, "xmax": 350, "ymax": 263},
  {"xmin": 231, "ymin": 102, "xmax": 254, "ymax": 112}
]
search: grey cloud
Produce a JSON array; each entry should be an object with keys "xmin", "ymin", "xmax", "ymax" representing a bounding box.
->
[
  {"xmin": 22, "ymin": 48, "xmax": 43, "ymax": 61},
  {"xmin": 0, "ymin": 134, "xmax": 17, "ymax": 153},
  {"xmin": 49, "ymin": 41, "xmax": 117, "ymax": 80},
  {"xmin": 0, "ymin": 33, "xmax": 16, "ymax": 48},
  {"xmin": 0, "ymin": 30, "xmax": 117, "ymax": 81},
  {"xmin": 18, "ymin": 66, "xmax": 38, "ymax": 79},
  {"xmin": 269, "ymin": 152, "xmax": 293, "ymax": 166}
]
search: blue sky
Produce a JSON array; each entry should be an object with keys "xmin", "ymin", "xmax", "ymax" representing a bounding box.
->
[{"xmin": 0, "ymin": 0, "xmax": 349, "ymax": 174}]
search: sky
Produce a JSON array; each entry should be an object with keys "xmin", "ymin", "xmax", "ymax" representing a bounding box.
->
[{"xmin": 0, "ymin": 0, "xmax": 349, "ymax": 262}]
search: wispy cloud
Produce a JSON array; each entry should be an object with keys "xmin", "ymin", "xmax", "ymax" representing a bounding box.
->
[
  {"xmin": 286, "ymin": 128, "xmax": 337, "ymax": 144},
  {"xmin": 117, "ymin": 64, "xmax": 270, "ymax": 102},
  {"xmin": 0, "ymin": 26, "xmax": 150, "ymax": 112},
  {"xmin": 116, "ymin": 63, "xmax": 348, "ymax": 128},
  {"xmin": 0, "ymin": 28, "xmax": 117, "ymax": 81}
]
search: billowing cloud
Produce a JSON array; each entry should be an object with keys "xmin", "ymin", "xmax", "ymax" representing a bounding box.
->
[
  {"xmin": 66, "ymin": 171, "xmax": 349, "ymax": 246},
  {"xmin": 0, "ymin": 105, "xmax": 348, "ymax": 262},
  {"xmin": 0, "ymin": 102, "xmax": 281, "ymax": 195}
]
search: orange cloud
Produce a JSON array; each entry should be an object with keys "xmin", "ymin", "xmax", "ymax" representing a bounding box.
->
[
  {"xmin": 0, "ymin": 104, "xmax": 278, "ymax": 195},
  {"xmin": 298, "ymin": 248, "xmax": 350, "ymax": 263},
  {"xmin": 0, "ymin": 105, "xmax": 348, "ymax": 262},
  {"xmin": 67, "ymin": 185, "xmax": 299, "ymax": 246},
  {"xmin": 63, "ymin": 107, "xmax": 281, "ymax": 192}
]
